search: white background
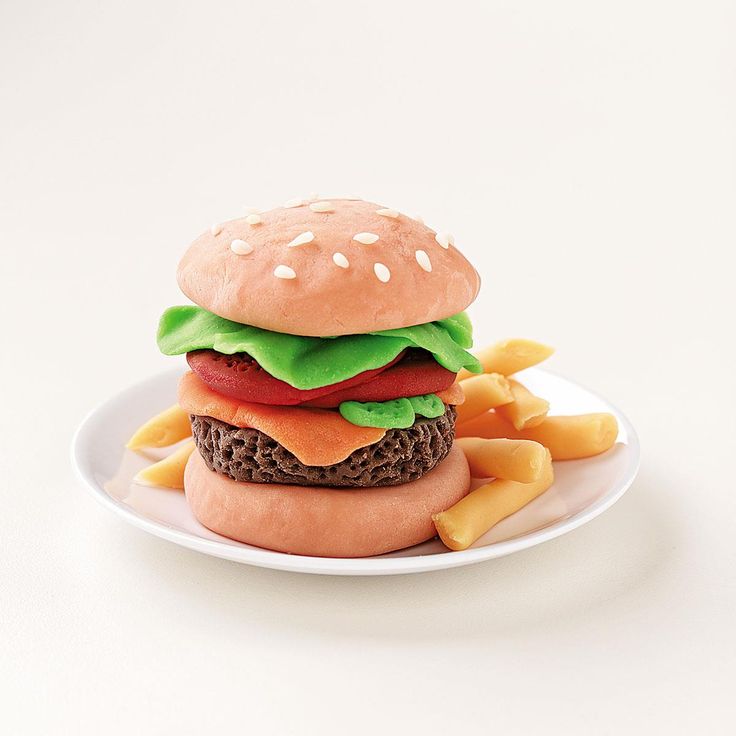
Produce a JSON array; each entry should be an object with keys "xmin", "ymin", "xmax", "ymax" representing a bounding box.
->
[{"xmin": 1, "ymin": 1, "xmax": 734, "ymax": 734}]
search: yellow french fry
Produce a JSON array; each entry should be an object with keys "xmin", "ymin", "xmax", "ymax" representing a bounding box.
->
[
  {"xmin": 433, "ymin": 449, "xmax": 554, "ymax": 551},
  {"xmin": 134, "ymin": 441, "xmax": 195, "ymax": 490},
  {"xmin": 495, "ymin": 379, "xmax": 549, "ymax": 430},
  {"xmin": 456, "ymin": 411, "xmax": 618, "ymax": 460},
  {"xmin": 456, "ymin": 437, "xmax": 548, "ymax": 483},
  {"xmin": 458, "ymin": 339, "xmax": 554, "ymax": 380},
  {"xmin": 126, "ymin": 404, "xmax": 192, "ymax": 450},
  {"xmin": 454, "ymin": 373, "xmax": 512, "ymax": 424}
]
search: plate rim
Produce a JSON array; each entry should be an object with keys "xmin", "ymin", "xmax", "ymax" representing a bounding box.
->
[{"xmin": 71, "ymin": 367, "xmax": 641, "ymax": 576}]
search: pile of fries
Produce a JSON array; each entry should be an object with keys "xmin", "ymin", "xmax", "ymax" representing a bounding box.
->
[
  {"xmin": 127, "ymin": 338, "xmax": 618, "ymax": 554},
  {"xmin": 126, "ymin": 407, "xmax": 194, "ymax": 489},
  {"xmin": 433, "ymin": 339, "xmax": 618, "ymax": 550}
]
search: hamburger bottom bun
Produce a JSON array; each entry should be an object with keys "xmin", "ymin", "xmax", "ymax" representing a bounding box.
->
[{"xmin": 185, "ymin": 444, "xmax": 470, "ymax": 558}]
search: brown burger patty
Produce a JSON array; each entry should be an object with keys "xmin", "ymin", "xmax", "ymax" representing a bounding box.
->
[{"xmin": 190, "ymin": 406, "xmax": 457, "ymax": 488}]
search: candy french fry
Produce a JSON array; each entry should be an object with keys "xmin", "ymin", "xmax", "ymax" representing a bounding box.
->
[
  {"xmin": 134, "ymin": 441, "xmax": 195, "ymax": 490},
  {"xmin": 454, "ymin": 373, "xmax": 512, "ymax": 424},
  {"xmin": 456, "ymin": 437, "xmax": 548, "ymax": 483},
  {"xmin": 433, "ymin": 449, "xmax": 554, "ymax": 551},
  {"xmin": 456, "ymin": 411, "xmax": 618, "ymax": 460},
  {"xmin": 126, "ymin": 404, "xmax": 192, "ymax": 450},
  {"xmin": 458, "ymin": 339, "xmax": 554, "ymax": 380},
  {"xmin": 495, "ymin": 379, "xmax": 549, "ymax": 430}
]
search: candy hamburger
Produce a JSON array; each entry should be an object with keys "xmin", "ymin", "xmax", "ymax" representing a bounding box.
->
[{"xmin": 157, "ymin": 198, "xmax": 483, "ymax": 557}]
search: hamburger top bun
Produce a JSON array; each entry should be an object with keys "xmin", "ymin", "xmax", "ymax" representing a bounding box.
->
[{"xmin": 177, "ymin": 199, "xmax": 480, "ymax": 336}]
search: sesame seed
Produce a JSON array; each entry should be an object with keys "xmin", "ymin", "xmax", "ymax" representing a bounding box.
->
[
  {"xmin": 376, "ymin": 208, "xmax": 399, "ymax": 218},
  {"xmin": 287, "ymin": 231, "xmax": 315, "ymax": 248},
  {"xmin": 210, "ymin": 223, "xmax": 223, "ymax": 235},
  {"xmin": 310, "ymin": 201, "xmax": 334, "ymax": 213},
  {"xmin": 245, "ymin": 213, "xmax": 262, "ymax": 225},
  {"xmin": 374, "ymin": 263, "xmax": 391, "ymax": 283},
  {"xmin": 284, "ymin": 198, "xmax": 305, "ymax": 208},
  {"xmin": 274, "ymin": 265, "xmax": 297, "ymax": 279},
  {"xmin": 230, "ymin": 239, "xmax": 253, "ymax": 255},
  {"xmin": 435, "ymin": 232, "xmax": 454, "ymax": 249},
  {"xmin": 415, "ymin": 250, "xmax": 432, "ymax": 272},
  {"xmin": 333, "ymin": 252, "xmax": 350, "ymax": 268},
  {"xmin": 243, "ymin": 206, "xmax": 260, "ymax": 215},
  {"xmin": 353, "ymin": 232, "xmax": 380, "ymax": 245},
  {"xmin": 413, "ymin": 214, "xmax": 424, "ymax": 224}
]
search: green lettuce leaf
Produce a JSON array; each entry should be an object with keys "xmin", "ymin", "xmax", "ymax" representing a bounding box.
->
[
  {"xmin": 339, "ymin": 393, "xmax": 446, "ymax": 429},
  {"xmin": 339, "ymin": 398, "xmax": 416, "ymax": 429},
  {"xmin": 407, "ymin": 394, "xmax": 445, "ymax": 419},
  {"xmin": 157, "ymin": 306, "xmax": 482, "ymax": 390}
]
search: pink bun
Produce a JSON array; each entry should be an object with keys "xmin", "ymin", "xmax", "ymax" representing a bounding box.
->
[
  {"xmin": 185, "ymin": 445, "xmax": 470, "ymax": 557},
  {"xmin": 177, "ymin": 199, "xmax": 480, "ymax": 336}
]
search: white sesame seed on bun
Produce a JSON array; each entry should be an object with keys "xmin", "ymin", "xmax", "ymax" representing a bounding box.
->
[{"xmin": 177, "ymin": 199, "xmax": 480, "ymax": 337}]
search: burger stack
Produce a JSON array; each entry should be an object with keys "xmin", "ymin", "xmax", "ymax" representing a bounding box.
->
[{"xmin": 157, "ymin": 198, "xmax": 483, "ymax": 557}]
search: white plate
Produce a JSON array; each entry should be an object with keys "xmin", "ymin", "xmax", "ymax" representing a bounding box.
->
[{"xmin": 72, "ymin": 367, "xmax": 639, "ymax": 576}]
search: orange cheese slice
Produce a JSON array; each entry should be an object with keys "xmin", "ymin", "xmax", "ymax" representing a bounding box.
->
[
  {"xmin": 178, "ymin": 372, "xmax": 386, "ymax": 466},
  {"xmin": 436, "ymin": 382, "xmax": 465, "ymax": 406}
]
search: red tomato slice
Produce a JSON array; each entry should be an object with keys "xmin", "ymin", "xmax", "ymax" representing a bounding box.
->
[
  {"xmin": 299, "ymin": 351, "xmax": 456, "ymax": 407},
  {"xmin": 186, "ymin": 350, "xmax": 404, "ymax": 405}
]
